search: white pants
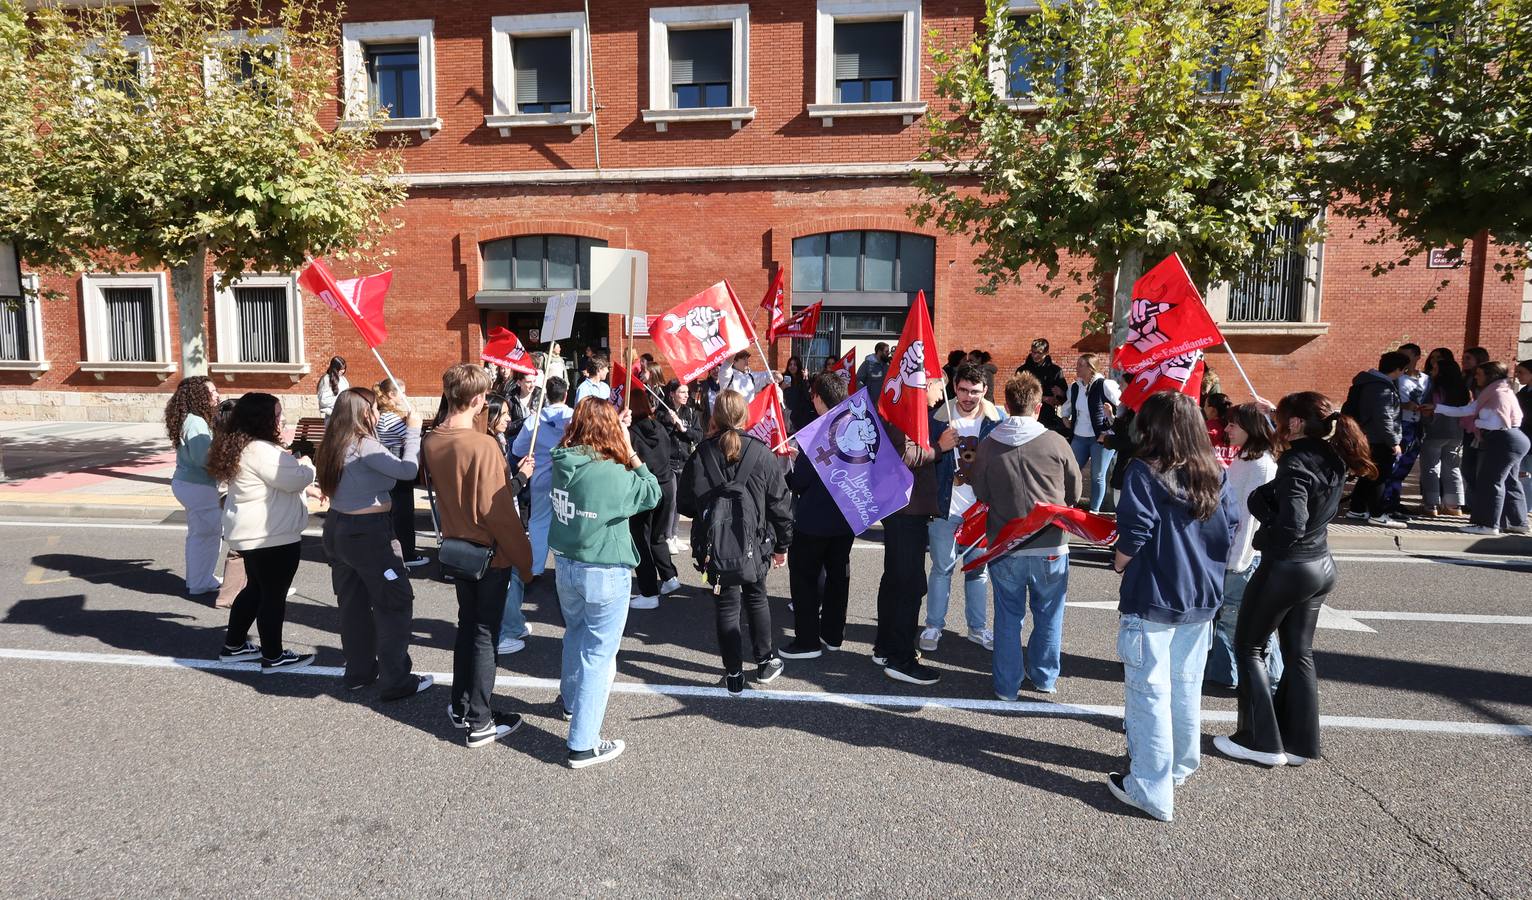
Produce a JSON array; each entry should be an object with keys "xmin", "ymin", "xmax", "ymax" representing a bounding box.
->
[{"xmin": 171, "ymin": 478, "xmax": 223, "ymax": 594}]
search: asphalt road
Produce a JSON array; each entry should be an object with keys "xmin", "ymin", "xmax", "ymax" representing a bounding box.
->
[{"xmin": 1, "ymin": 519, "xmax": 1528, "ymax": 898}]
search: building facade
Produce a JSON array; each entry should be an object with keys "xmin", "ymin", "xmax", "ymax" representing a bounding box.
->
[{"xmin": 3, "ymin": 0, "xmax": 1527, "ymax": 421}]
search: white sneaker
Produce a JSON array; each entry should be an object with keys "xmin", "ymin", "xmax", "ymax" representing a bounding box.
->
[
  {"xmin": 496, "ymin": 637, "xmax": 526, "ymax": 655},
  {"xmin": 918, "ymin": 626, "xmax": 942, "ymax": 652},
  {"xmin": 966, "ymin": 628, "xmax": 995, "ymax": 651},
  {"xmin": 1462, "ymin": 524, "xmax": 1501, "ymax": 536},
  {"xmin": 1368, "ymin": 515, "xmax": 1408, "ymax": 529},
  {"xmin": 658, "ymin": 576, "xmax": 681, "ymax": 595},
  {"xmin": 1213, "ymin": 734, "xmax": 1288, "ymax": 767},
  {"xmin": 666, "ymin": 537, "xmax": 685, "ymax": 554},
  {"xmin": 630, "ymin": 595, "xmax": 660, "ymax": 610},
  {"xmin": 1504, "ymin": 524, "xmax": 1531, "ymax": 535}
]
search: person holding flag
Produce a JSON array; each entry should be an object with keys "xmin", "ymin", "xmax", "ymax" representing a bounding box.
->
[
  {"xmin": 511, "ymin": 376, "xmax": 574, "ymax": 585},
  {"xmin": 720, "ymin": 350, "xmax": 775, "ymax": 402}
]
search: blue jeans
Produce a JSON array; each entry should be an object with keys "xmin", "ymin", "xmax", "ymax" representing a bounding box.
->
[
  {"xmin": 555, "ymin": 555, "xmax": 632, "ymax": 753},
  {"xmin": 527, "ymin": 479, "xmax": 553, "ymax": 576},
  {"xmin": 1206, "ymin": 558, "xmax": 1283, "ymax": 688},
  {"xmin": 925, "ymin": 514, "xmax": 989, "ymax": 633},
  {"xmin": 498, "ymin": 572, "xmax": 528, "ymax": 645},
  {"xmin": 1118, "ymin": 615, "xmax": 1211, "ymax": 822},
  {"xmin": 990, "ymin": 553, "xmax": 1069, "ymax": 696},
  {"xmin": 1070, "ymin": 434, "xmax": 1116, "ymax": 512}
]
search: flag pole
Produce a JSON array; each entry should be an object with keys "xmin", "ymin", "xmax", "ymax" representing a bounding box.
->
[
  {"xmin": 370, "ymin": 346, "xmax": 402, "ymax": 396},
  {"xmin": 623, "ymin": 256, "xmax": 637, "ymax": 412},
  {"xmin": 524, "ymin": 344, "xmax": 552, "ymax": 456},
  {"xmin": 1219, "ymin": 339, "xmax": 1265, "ymax": 406}
]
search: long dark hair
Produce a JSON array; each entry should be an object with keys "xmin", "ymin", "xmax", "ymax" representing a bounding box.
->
[
  {"xmin": 1133, "ymin": 391, "xmax": 1224, "ymax": 520},
  {"xmin": 316, "ymin": 387, "xmax": 378, "ymax": 497},
  {"xmin": 1228, "ymin": 402, "xmax": 1281, "ymax": 461},
  {"xmin": 165, "ymin": 376, "xmax": 215, "ymax": 447},
  {"xmin": 206, "ymin": 393, "xmax": 283, "ymax": 482},
  {"xmin": 325, "ymin": 356, "xmax": 346, "ymax": 393},
  {"xmin": 1275, "ymin": 391, "xmax": 1376, "ymax": 479},
  {"xmin": 1429, "ymin": 356, "xmax": 1471, "ymax": 406}
]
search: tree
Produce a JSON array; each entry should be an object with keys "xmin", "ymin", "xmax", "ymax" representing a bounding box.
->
[
  {"xmin": 4, "ymin": 0, "xmax": 405, "ymax": 375},
  {"xmin": 913, "ymin": 0, "xmax": 1350, "ymax": 342}
]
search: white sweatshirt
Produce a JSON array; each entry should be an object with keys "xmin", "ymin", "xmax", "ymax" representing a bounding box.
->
[{"xmin": 223, "ymin": 441, "xmax": 316, "ymax": 551}]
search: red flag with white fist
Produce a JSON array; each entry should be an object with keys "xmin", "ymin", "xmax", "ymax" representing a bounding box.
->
[
  {"xmin": 745, "ymin": 385, "xmax": 791, "ymax": 455},
  {"xmin": 1111, "ymin": 253, "xmax": 1223, "ymax": 379},
  {"xmin": 1119, "ymin": 350, "xmax": 1206, "ymax": 411},
  {"xmin": 653, "ymin": 281, "xmax": 754, "ymax": 384},
  {"xmin": 877, "ymin": 290, "xmax": 943, "ymax": 451},
  {"xmin": 775, "ymin": 301, "xmax": 823, "ymax": 341},
  {"xmin": 480, "ymin": 328, "xmax": 538, "ymax": 375},
  {"xmin": 760, "ymin": 269, "xmax": 788, "ymax": 341},
  {"xmin": 826, "ymin": 346, "xmax": 857, "ymax": 392},
  {"xmin": 298, "ymin": 259, "xmax": 391, "ymax": 348}
]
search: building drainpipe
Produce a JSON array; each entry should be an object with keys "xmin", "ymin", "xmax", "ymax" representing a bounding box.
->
[{"xmin": 584, "ymin": 0, "xmax": 601, "ymax": 172}]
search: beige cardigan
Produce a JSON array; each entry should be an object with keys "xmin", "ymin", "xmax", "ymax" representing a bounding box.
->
[{"xmin": 223, "ymin": 440, "xmax": 316, "ymax": 551}]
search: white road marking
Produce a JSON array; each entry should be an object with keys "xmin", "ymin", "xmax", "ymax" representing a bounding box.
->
[
  {"xmin": 2, "ymin": 646, "xmax": 1528, "ymax": 738},
  {"xmin": 0, "ymin": 520, "xmax": 326, "ymax": 537},
  {"xmin": 1064, "ymin": 600, "xmax": 1377, "ymax": 632},
  {"xmin": 1341, "ymin": 610, "xmax": 1532, "ymax": 625}
]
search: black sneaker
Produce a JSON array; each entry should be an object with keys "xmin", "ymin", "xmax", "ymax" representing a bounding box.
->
[
  {"xmin": 554, "ymin": 695, "xmax": 573, "ymax": 722},
  {"xmin": 883, "ymin": 660, "xmax": 941, "ymax": 686},
  {"xmin": 261, "ymin": 650, "xmax": 315, "ymax": 674},
  {"xmin": 219, "ymin": 641, "xmax": 261, "ymax": 662},
  {"xmin": 756, "ymin": 657, "xmax": 785, "ymax": 683},
  {"xmin": 567, "ymin": 739, "xmax": 626, "ymax": 769},
  {"xmin": 777, "ymin": 640, "xmax": 823, "ymax": 660},
  {"xmin": 466, "ymin": 712, "xmax": 522, "ymax": 748},
  {"xmin": 724, "ymin": 672, "xmax": 745, "ymax": 696},
  {"xmin": 1107, "ymin": 771, "xmax": 1171, "ymax": 822},
  {"xmin": 344, "ymin": 673, "xmax": 378, "ymax": 692},
  {"xmin": 447, "ymin": 702, "xmax": 468, "ymax": 729},
  {"xmin": 379, "ymin": 674, "xmax": 434, "ymax": 702}
]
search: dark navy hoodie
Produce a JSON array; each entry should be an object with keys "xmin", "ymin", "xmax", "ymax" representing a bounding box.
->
[{"xmin": 1115, "ymin": 459, "xmax": 1238, "ymax": 625}]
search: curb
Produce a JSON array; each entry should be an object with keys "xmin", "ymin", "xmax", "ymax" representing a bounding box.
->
[
  {"xmin": 1326, "ymin": 529, "xmax": 1532, "ymax": 556},
  {"xmin": 0, "ymin": 502, "xmax": 178, "ymax": 522}
]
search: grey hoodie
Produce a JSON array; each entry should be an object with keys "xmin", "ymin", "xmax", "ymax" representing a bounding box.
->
[{"xmin": 968, "ymin": 415, "xmax": 1082, "ymax": 555}]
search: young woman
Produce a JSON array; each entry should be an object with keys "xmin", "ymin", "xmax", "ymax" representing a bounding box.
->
[
  {"xmin": 485, "ymin": 393, "xmax": 512, "ymax": 457},
  {"xmin": 375, "ymin": 379, "xmax": 426, "ymax": 568},
  {"xmin": 548, "ymin": 398, "xmax": 661, "ymax": 768},
  {"xmin": 206, "ymin": 393, "xmax": 317, "ymax": 672},
  {"xmin": 166, "ymin": 376, "xmax": 223, "ymax": 596},
  {"xmin": 1065, "ymin": 353, "xmax": 1121, "ymax": 512},
  {"xmin": 317, "ymin": 387, "xmax": 431, "ymax": 699},
  {"xmin": 1202, "ymin": 392, "xmax": 1238, "ymax": 469},
  {"xmin": 1205, "ymin": 403, "xmax": 1283, "ymax": 690},
  {"xmin": 1425, "ymin": 362, "xmax": 1530, "ymax": 535},
  {"xmin": 782, "ymin": 355, "xmax": 814, "ymax": 432},
  {"xmin": 1419, "ymin": 349, "xmax": 1469, "ymax": 516},
  {"xmin": 317, "ymin": 356, "xmax": 348, "ymax": 418},
  {"xmin": 1105, "ymin": 391, "xmax": 1237, "ymax": 823},
  {"xmin": 627, "ymin": 373, "xmax": 679, "ymax": 608},
  {"xmin": 1215, "ymin": 392, "xmax": 1375, "ymax": 769},
  {"xmin": 679, "ymin": 390, "xmax": 793, "ymax": 696},
  {"xmin": 662, "ymin": 378, "xmax": 705, "ymax": 553}
]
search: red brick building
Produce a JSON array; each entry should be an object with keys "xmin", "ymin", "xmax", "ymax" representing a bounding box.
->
[{"xmin": 3, "ymin": 0, "xmax": 1526, "ymax": 421}]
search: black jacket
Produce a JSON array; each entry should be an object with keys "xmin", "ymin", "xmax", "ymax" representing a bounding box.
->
[
  {"xmin": 787, "ymin": 451, "xmax": 852, "ymax": 537},
  {"xmin": 664, "ymin": 403, "xmax": 705, "ymax": 474},
  {"xmin": 783, "ymin": 375, "xmax": 814, "ymax": 433},
  {"xmin": 1018, "ymin": 356, "xmax": 1067, "ymax": 396},
  {"xmin": 679, "ymin": 433, "xmax": 793, "ymax": 554},
  {"xmin": 629, "ymin": 417, "xmax": 674, "ymax": 484},
  {"xmin": 1343, "ymin": 370, "xmax": 1402, "ymax": 446},
  {"xmin": 1250, "ymin": 437, "xmax": 1346, "ymax": 562}
]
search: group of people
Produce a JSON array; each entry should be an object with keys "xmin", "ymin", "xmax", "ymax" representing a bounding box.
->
[{"xmin": 159, "ymin": 333, "xmax": 1529, "ymax": 817}]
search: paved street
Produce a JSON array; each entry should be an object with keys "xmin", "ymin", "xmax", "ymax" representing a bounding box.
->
[{"xmin": 1, "ymin": 516, "xmax": 1528, "ymax": 898}]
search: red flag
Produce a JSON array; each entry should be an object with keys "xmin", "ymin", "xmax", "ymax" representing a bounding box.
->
[
  {"xmin": 653, "ymin": 281, "xmax": 754, "ymax": 383},
  {"xmin": 775, "ymin": 302, "xmax": 823, "ymax": 341},
  {"xmin": 761, "ymin": 269, "xmax": 788, "ymax": 341},
  {"xmin": 609, "ymin": 361, "xmax": 645, "ymax": 407},
  {"xmin": 826, "ymin": 346, "xmax": 857, "ymax": 392},
  {"xmin": 956, "ymin": 501, "xmax": 989, "ymax": 549},
  {"xmin": 480, "ymin": 328, "xmax": 537, "ymax": 375},
  {"xmin": 745, "ymin": 385, "xmax": 791, "ymax": 455},
  {"xmin": 963, "ymin": 503, "xmax": 1118, "ymax": 573},
  {"xmin": 877, "ymin": 290, "xmax": 943, "ymax": 451},
  {"xmin": 725, "ymin": 279, "xmax": 759, "ymax": 344},
  {"xmin": 1112, "ymin": 254, "xmax": 1223, "ymax": 378},
  {"xmin": 1120, "ymin": 351, "xmax": 1205, "ymax": 412},
  {"xmin": 299, "ymin": 259, "xmax": 391, "ymax": 348}
]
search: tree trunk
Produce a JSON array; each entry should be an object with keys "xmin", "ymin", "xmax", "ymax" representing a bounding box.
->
[
  {"xmin": 1463, "ymin": 229, "xmax": 1489, "ymax": 353},
  {"xmin": 1110, "ymin": 243, "xmax": 1147, "ymax": 360},
  {"xmin": 170, "ymin": 248, "xmax": 209, "ymax": 377}
]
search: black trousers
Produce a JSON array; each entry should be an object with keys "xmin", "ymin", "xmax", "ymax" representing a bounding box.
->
[
  {"xmin": 874, "ymin": 514, "xmax": 930, "ymax": 668},
  {"xmin": 388, "ymin": 479, "xmax": 418, "ymax": 561},
  {"xmin": 225, "ymin": 541, "xmax": 301, "ymax": 657},
  {"xmin": 788, "ymin": 532, "xmax": 853, "ymax": 647},
  {"xmin": 630, "ymin": 480, "xmax": 677, "ymax": 596},
  {"xmin": 453, "ymin": 566, "xmax": 510, "ymax": 728},
  {"xmin": 323, "ymin": 512, "xmax": 415, "ymax": 694},
  {"xmin": 1348, "ymin": 443, "xmax": 1398, "ymax": 517},
  {"xmin": 1231, "ymin": 554, "xmax": 1337, "ymax": 760},
  {"xmin": 716, "ymin": 575, "xmax": 773, "ymax": 673}
]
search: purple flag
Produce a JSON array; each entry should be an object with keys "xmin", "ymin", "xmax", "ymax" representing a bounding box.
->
[{"xmin": 794, "ymin": 388, "xmax": 914, "ymax": 535}]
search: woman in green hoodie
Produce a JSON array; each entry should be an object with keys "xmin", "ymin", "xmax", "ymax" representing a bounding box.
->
[{"xmin": 549, "ymin": 398, "xmax": 661, "ymax": 769}]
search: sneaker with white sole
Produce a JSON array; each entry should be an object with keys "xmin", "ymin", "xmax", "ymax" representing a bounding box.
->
[
  {"xmin": 448, "ymin": 703, "xmax": 469, "ymax": 729},
  {"xmin": 755, "ymin": 657, "xmax": 785, "ymax": 683},
  {"xmin": 1107, "ymin": 772, "xmax": 1171, "ymax": 822},
  {"xmin": 777, "ymin": 640, "xmax": 824, "ymax": 660},
  {"xmin": 658, "ymin": 576, "xmax": 681, "ymax": 595},
  {"xmin": 1284, "ymin": 751, "xmax": 1312, "ymax": 767},
  {"xmin": 1344, "ymin": 510, "xmax": 1368, "ymax": 520},
  {"xmin": 871, "ymin": 653, "xmax": 888, "ymax": 666},
  {"xmin": 219, "ymin": 641, "xmax": 261, "ymax": 662},
  {"xmin": 567, "ymin": 739, "xmax": 625, "ymax": 769},
  {"xmin": 496, "ymin": 637, "xmax": 526, "ymax": 655},
  {"xmin": 403, "ymin": 557, "xmax": 430, "ymax": 568},
  {"xmin": 1504, "ymin": 524, "xmax": 1531, "ymax": 535},
  {"xmin": 1368, "ymin": 515, "xmax": 1408, "ymax": 529},
  {"xmin": 1462, "ymin": 524, "xmax": 1501, "ymax": 536},
  {"xmin": 1213, "ymin": 734, "xmax": 1288, "ymax": 767},
  {"xmin": 966, "ymin": 628, "xmax": 995, "ymax": 651},
  {"xmin": 380, "ymin": 673, "xmax": 434, "ymax": 702},
  {"xmin": 724, "ymin": 671, "xmax": 745, "ymax": 695},
  {"xmin": 553, "ymin": 695, "xmax": 573, "ymax": 722},
  {"xmin": 466, "ymin": 712, "xmax": 522, "ymax": 748},
  {"xmin": 630, "ymin": 594, "xmax": 660, "ymax": 610},
  {"xmin": 261, "ymin": 650, "xmax": 315, "ymax": 674},
  {"xmin": 884, "ymin": 660, "xmax": 941, "ymax": 686},
  {"xmin": 918, "ymin": 626, "xmax": 943, "ymax": 652}
]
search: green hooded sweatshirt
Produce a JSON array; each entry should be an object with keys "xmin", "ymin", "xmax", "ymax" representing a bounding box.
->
[{"xmin": 548, "ymin": 446, "xmax": 662, "ymax": 567}]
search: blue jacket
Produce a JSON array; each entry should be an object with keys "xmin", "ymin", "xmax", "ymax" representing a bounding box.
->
[
  {"xmin": 512, "ymin": 403, "xmax": 573, "ymax": 497},
  {"xmin": 933, "ymin": 415, "xmax": 1000, "ymax": 515},
  {"xmin": 1115, "ymin": 459, "xmax": 1238, "ymax": 625}
]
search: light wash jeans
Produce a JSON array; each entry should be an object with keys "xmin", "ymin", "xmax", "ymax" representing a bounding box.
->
[
  {"xmin": 171, "ymin": 478, "xmax": 223, "ymax": 594},
  {"xmin": 556, "ymin": 555, "xmax": 632, "ymax": 753},
  {"xmin": 990, "ymin": 553, "xmax": 1069, "ymax": 696},
  {"xmin": 1118, "ymin": 614, "xmax": 1212, "ymax": 822},
  {"xmin": 527, "ymin": 478, "xmax": 553, "ymax": 576},
  {"xmin": 1070, "ymin": 434, "xmax": 1116, "ymax": 512},
  {"xmin": 1206, "ymin": 557, "xmax": 1283, "ymax": 688},
  {"xmin": 925, "ymin": 514, "xmax": 989, "ymax": 633},
  {"xmin": 498, "ymin": 571, "xmax": 528, "ymax": 645}
]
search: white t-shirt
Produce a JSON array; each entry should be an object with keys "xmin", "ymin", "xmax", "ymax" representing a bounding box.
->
[
  {"xmin": 1071, "ymin": 376, "xmax": 1121, "ymax": 437},
  {"xmin": 947, "ymin": 410, "xmax": 985, "ymax": 518}
]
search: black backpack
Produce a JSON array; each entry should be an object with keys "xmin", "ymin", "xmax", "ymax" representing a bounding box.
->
[{"xmin": 691, "ymin": 440, "xmax": 769, "ymax": 587}]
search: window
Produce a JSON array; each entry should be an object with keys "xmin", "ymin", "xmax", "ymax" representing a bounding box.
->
[
  {"xmin": 810, "ymin": 0, "xmax": 925, "ymax": 126},
  {"xmin": 1206, "ymin": 217, "xmax": 1326, "ymax": 330},
  {"xmin": 792, "ymin": 231, "xmax": 935, "ymax": 300},
  {"xmin": 488, "ymin": 13, "xmax": 592, "ymax": 135},
  {"xmin": 204, "ymin": 29, "xmax": 284, "ymax": 98},
  {"xmin": 644, "ymin": 6, "xmax": 753, "ymax": 131},
  {"xmin": 212, "ymin": 274, "xmax": 307, "ymax": 376},
  {"xmin": 0, "ymin": 274, "xmax": 47, "ymax": 374},
  {"xmin": 987, "ymin": 5, "xmax": 1069, "ymax": 105},
  {"xmin": 341, "ymin": 20, "xmax": 439, "ymax": 137},
  {"xmin": 81, "ymin": 273, "xmax": 174, "ymax": 375},
  {"xmin": 482, "ymin": 236, "xmax": 608, "ymax": 292},
  {"xmin": 82, "ymin": 35, "xmax": 152, "ymax": 104}
]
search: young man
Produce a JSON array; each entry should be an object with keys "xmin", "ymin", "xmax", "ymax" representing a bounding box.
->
[
  {"xmin": 857, "ymin": 342, "xmax": 891, "ymax": 399},
  {"xmin": 1343, "ymin": 350, "xmax": 1409, "ymax": 528},
  {"xmin": 574, "ymin": 353, "xmax": 612, "ymax": 405},
  {"xmin": 720, "ymin": 350, "xmax": 774, "ymax": 402},
  {"xmin": 421, "ymin": 364, "xmax": 534, "ymax": 748},
  {"xmin": 922, "ymin": 363, "xmax": 1003, "ymax": 653},
  {"xmin": 781, "ymin": 373, "xmax": 855, "ymax": 659},
  {"xmin": 1383, "ymin": 343, "xmax": 1429, "ymax": 514},
  {"xmin": 969, "ymin": 373, "xmax": 1082, "ymax": 698},
  {"xmin": 875, "ymin": 377, "xmax": 959, "ymax": 686}
]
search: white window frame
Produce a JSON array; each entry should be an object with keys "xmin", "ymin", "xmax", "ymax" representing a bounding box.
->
[
  {"xmin": 77, "ymin": 34, "xmax": 153, "ymax": 104},
  {"xmin": 487, "ymin": 13, "xmax": 594, "ymax": 136},
  {"xmin": 80, "ymin": 272, "xmax": 176, "ymax": 378},
  {"xmin": 1205, "ymin": 214, "xmax": 1329, "ymax": 335},
  {"xmin": 0, "ymin": 274, "xmax": 48, "ymax": 377},
  {"xmin": 202, "ymin": 28, "xmax": 285, "ymax": 91},
  {"xmin": 210, "ymin": 273, "xmax": 310, "ymax": 381},
  {"xmin": 987, "ymin": 1, "xmax": 1044, "ymax": 111},
  {"xmin": 643, "ymin": 5, "xmax": 754, "ymax": 132},
  {"xmin": 808, "ymin": 0, "xmax": 926, "ymax": 127},
  {"xmin": 340, "ymin": 19, "xmax": 440, "ymax": 139}
]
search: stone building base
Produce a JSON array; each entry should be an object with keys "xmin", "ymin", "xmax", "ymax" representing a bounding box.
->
[{"xmin": 0, "ymin": 390, "xmax": 327, "ymax": 423}]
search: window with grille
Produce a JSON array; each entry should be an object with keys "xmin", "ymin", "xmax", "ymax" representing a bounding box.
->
[
  {"xmin": 102, "ymin": 287, "xmax": 158, "ymax": 362},
  {"xmin": 365, "ymin": 43, "xmax": 421, "ymax": 118},
  {"xmin": 0, "ymin": 300, "xmax": 29, "ymax": 361},
  {"xmin": 482, "ymin": 236, "xmax": 608, "ymax": 291},
  {"xmin": 512, "ymin": 36, "xmax": 573, "ymax": 114},
  {"xmin": 833, "ymin": 20, "xmax": 902, "ymax": 103},
  {"xmin": 1227, "ymin": 219, "xmax": 1312, "ymax": 323},
  {"xmin": 669, "ymin": 27, "xmax": 731, "ymax": 108},
  {"xmin": 792, "ymin": 230, "xmax": 935, "ymax": 298},
  {"xmin": 233, "ymin": 285, "xmax": 291, "ymax": 363}
]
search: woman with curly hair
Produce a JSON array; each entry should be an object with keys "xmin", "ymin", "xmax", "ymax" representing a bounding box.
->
[
  {"xmin": 206, "ymin": 392, "xmax": 317, "ymax": 672},
  {"xmin": 166, "ymin": 376, "xmax": 222, "ymax": 596}
]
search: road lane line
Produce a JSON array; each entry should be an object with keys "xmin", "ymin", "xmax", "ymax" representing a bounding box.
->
[
  {"xmin": 3, "ymin": 646, "xmax": 1528, "ymax": 738},
  {"xmin": 1341, "ymin": 610, "xmax": 1532, "ymax": 625}
]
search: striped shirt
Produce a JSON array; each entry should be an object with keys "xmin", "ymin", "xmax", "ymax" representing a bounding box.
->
[{"xmin": 376, "ymin": 411, "xmax": 408, "ymax": 457}]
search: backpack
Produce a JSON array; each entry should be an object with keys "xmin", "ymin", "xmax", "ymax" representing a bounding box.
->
[{"xmin": 691, "ymin": 439, "xmax": 769, "ymax": 587}]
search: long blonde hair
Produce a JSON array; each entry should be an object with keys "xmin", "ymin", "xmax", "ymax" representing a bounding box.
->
[
  {"xmin": 376, "ymin": 378, "xmax": 407, "ymax": 416},
  {"xmin": 709, "ymin": 389, "xmax": 748, "ymax": 462},
  {"xmin": 317, "ymin": 387, "xmax": 379, "ymax": 497}
]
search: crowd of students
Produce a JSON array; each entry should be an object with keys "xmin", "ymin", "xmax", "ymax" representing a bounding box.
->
[{"xmin": 158, "ymin": 336, "xmax": 1530, "ymax": 816}]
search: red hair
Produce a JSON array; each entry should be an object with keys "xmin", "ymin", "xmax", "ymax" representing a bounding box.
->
[{"xmin": 560, "ymin": 398, "xmax": 635, "ymax": 468}]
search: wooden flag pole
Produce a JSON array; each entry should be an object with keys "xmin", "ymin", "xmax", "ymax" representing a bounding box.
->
[
  {"xmin": 623, "ymin": 256, "xmax": 637, "ymax": 412},
  {"xmin": 524, "ymin": 344, "xmax": 553, "ymax": 455}
]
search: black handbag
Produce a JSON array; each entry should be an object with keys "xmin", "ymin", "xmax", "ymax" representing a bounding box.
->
[{"xmin": 437, "ymin": 537, "xmax": 496, "ymax": 582}]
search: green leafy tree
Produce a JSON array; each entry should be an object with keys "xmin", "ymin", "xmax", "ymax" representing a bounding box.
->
[
  {"xmin": 914, "ymin": 0, "xmax": 1349, "ymax": 341},
  {"xmin": 3, "ymin": 0, "xmax": 405, "ymax": 374}
]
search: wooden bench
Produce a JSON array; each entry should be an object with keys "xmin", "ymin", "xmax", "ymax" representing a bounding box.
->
[{"xmin": 290, "ymin": 416, "xmax": 326, "ymax": 457}]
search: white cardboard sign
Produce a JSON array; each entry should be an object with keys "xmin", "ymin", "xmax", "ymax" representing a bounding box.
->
[
  {"xmin": 588, "ymin": 247, "xmax": 648, "ymax": 315},
  {"xmin": 541, "ymin": 290, "xmax": 578, "ymax": 343}
]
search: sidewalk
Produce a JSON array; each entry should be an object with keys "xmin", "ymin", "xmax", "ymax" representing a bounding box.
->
[{"xmin": 2, "ymin": 421, "xmax": 1528, "ymax": 554}]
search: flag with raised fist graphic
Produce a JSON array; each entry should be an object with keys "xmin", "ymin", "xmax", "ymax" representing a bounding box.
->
[
  {"xmin": 876, "ymin": 290, "xmax": 942, "ymax": 451},
  {"xmin": 652, "ymin": 281, "xmax": 755, "ymax": 383}
]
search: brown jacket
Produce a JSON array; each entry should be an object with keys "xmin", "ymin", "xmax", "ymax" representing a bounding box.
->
[
  {"xmin": 883, "ymin": 418, "xmax": 939, "ymax": 518},
  {"xmin": 422, "ymin": 426, "xmax": 533, "ymax": 579},
  {"xmin": 969, "ymin": 416, "xmax": 1082, "ymax": 554}
]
